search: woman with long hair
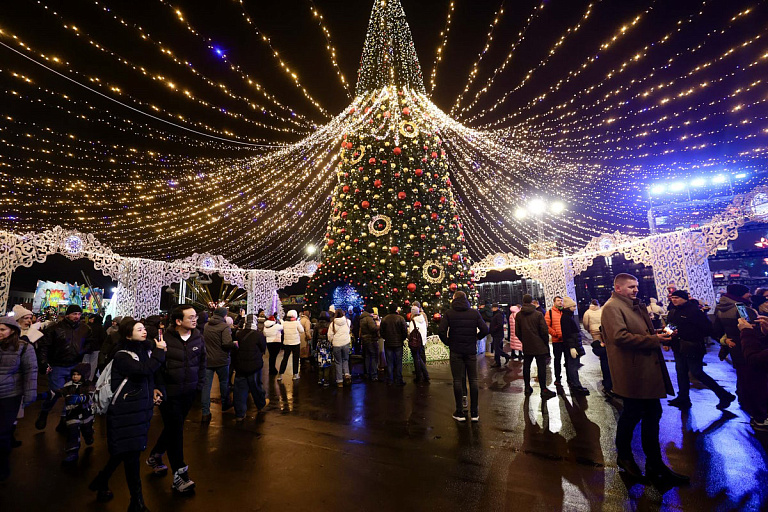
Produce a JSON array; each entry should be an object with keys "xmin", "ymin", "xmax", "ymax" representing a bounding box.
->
[
  {"xmin": 0, "ymin": 316, "xmax": 37, "ymax": 481},
  {"xmin": 328, "ymin": 309, "xmax": 352, "ymax": 387},
  {"xmin": 88, "ymin": 318, "xmax": 166, "ymax": 511}
]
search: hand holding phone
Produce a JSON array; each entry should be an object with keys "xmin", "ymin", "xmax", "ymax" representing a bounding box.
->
[{"xmin": 663, "ymin": 324, "xmax": 677, "ymax": 336}]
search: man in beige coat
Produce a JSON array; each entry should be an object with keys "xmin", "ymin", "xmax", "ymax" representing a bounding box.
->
[
  {"xmin": 602, "ymin": 273, "xmax": 689, "ymax": 487},
  {"xmin": 299, "ymin": 310, "xmax": 313, "ymax": 360}
]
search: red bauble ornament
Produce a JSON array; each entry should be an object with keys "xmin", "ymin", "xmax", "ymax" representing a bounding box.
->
[
  {"xmin": 374, "ymin": 179, "xmax": 382, "ymax": 188},
  {"xmin": 397, "ymin": 210, "xmax": 404, "ymax": 215},
  {"xmin": 435, "ymin": 291, "xmax": 441, "ymax": 297},
  {"xmin": 433, "ymin": 313, "xmax": 442, "ymax": 321},
  {"xmin": 369, "ymin": 158, "xmax": 377, "ymax": 165},
  {"xmin": 420, "ymin": 234, "xmax": 427, "ymax": 240},
  {"xmin": 414, "ymin": 201, "xmax": 422, "ymax": 209},
  {"xmin": 342, "ymin": 185, "xmax": 350, "ymax": 193},
  {"xmin": 440, "ymin": 196, "xmax": 446, "ymax": 204},
  {"xmin": 390, "ymin": 246, "xmax": 399, "ymax": 255},
  {"xmin": 403, "ymin": 107, "xmax": 410, "ymax": 115},
  {"xmin": 327, "ymin": 239, "xmax": 335, "ymax": 246},
  {"xmin": 341, "ymin": 211, "xmax": 348, "ymax": 219},
  {"xmin": 449, "ymin": 283, "xmax": 457, "ymax": 292},
  {"xmin": 398, "ymin": 191, "xmax": 407, "ymax": 200},
  {"xmin": 414, "ymin": 251, "xmax": 420, "ymax": 257},
  {"xmin": 407, "ymin": 283, "xmax": 417, "ymax": 292},
  {"xmin": 431, "ymin": 213, "xmax": 438, "ymax": 221},
  {"xmin": 361, "ymin": 201, "xmax": 370, "ymax": 209},
  {"xmin": 431, "ymin": 152, "xmax": 438, "ymax": 159},
  {"xmin": 393, "ymin": 288, "xmax": 398, "ymax": 293},
  {"xmin": 393, "ymin": 147, "xmax": 402, "ymax": 156},
  {"xmin": 415, "ymin": 168, "xmax": 423, "ymax": 177}
]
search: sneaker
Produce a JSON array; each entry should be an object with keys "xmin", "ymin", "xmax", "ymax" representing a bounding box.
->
[
  {"xmin": 277, "ymin": 374, "xmax": 283, "ymax": 381},
  {"xmin": 293, "ymin": 373, "xmax": 300, "ymax": 380},
  {"xmin": 146, "ymin": 454, "xmax": 168, "ymax": 476},
  {"xmin": 470, "ymin": 415, "xmax": 479, "ymax": 423},
  {"xmin": 751, "ymin": 418, "xmax": 768, "ymax": 430},
  {"xmin": 337, "ymin": 382, "xmax": 344, "ymax": 388},
  {"xmin": 258, "ymin": 398, "xmax": 270, "ymax": 411},
  {"xmin": 452, "ymin": 412, "xmax": 467, "ymax": 422},
  {"xmin": 668, "ymin": 396, "xmax": 692, "ymax": 408},
  {"xmin": 716, "ymin": 393, "xmax": 736, "ymax": 410},
  {"xmin": 541, "ymin": 389, "xmax": 557, "ymax": 400},
  {"xmin": 235, "ymin": 416, "xmax": 245, "ymax": 422},
  {"xmin": 462, "ymin": 396, "xmax": 468, "ymax": 409},
  {"xmin": 172, "ymin": 466, "xmax": 196, "ymax": 494}
]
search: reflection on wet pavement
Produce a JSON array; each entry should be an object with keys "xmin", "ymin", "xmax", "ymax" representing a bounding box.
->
[{"xmin": 2, "ymin": 345, "xmax": 767, "ymax": 511}]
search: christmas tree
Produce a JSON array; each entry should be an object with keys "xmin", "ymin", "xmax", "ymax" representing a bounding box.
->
[{"xmin": 305, "ymin": 0, "xmax": 475, "ymax": 317}]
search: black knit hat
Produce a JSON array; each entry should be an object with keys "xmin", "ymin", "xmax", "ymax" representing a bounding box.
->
[
  {"xmin": 670, "ymin": 290, "xmax": 689, "ymax": 300},
  {"xmin": 71, "ymin": 362, "xmax": 91, "ymax": 379},
  {"xmin": 727, "ymin": 284, "xmax": 750, "ymax": 297},
  {"xmin": 66, "ymin": 304, "xmax": 83, "ymax": 315}
]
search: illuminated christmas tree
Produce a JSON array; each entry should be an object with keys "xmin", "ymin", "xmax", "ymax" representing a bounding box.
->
[{"xmin": 305, "ymin": 0, "xmax": 475, "ymax": 315}]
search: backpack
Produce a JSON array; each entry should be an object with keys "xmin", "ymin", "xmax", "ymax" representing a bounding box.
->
[
  {"xmin": 92, "ymin": 350, "xmax": 138, "ymax": 415},
  {"xmin": 408, "ymin": 320, "xmax": 423, "ymax": 349}
]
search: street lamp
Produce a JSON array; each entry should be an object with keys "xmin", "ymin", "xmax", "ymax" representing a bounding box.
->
[{"xmin": 306, "ymin": 244, "xmax": 317, "ymax": 256}]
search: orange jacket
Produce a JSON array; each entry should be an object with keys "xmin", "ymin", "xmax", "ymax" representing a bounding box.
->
[{"xmin": 545, "ymin": 308, "xmax": 563, "ymax": 343}]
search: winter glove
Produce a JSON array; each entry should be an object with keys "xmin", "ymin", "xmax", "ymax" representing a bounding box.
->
[{"xmin": 570, "ymin": 348, "xmax": 578, "ymax": 359}]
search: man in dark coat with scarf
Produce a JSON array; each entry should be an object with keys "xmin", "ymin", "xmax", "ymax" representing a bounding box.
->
[{"xmin": 602, "ymin": 273, "xmax": 688, "ymax": 487}]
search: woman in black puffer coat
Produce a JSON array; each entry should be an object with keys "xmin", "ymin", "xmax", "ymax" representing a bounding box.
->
[
  {"xmin": 560, "ymin": 298, "xmax": 589, "ymax": 395},
  {"xmin": 89, "ymin": 318, "xmax": 166, "ymax": 512}
]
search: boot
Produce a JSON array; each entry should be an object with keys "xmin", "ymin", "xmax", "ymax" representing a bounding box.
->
[
  {"xmin": 127, "ymin": 481, "xmax": 150, "ymax": 512},
  {"xmin": 35, "ymin": 410, "xmax": 49, "ymax": 430},
  {"xmin": 88, "ymin": 471, "xmax": 115, "ymax": 502},
  {"xmin": 55, "ymin": 417, "xmax": 68, "ymax": 434}
]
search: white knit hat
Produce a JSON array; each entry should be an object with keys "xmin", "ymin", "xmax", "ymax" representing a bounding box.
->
[
  {"xmin": 12, "ymin": 305, "xmax": 33, "ymax": 319},
  {"xmin": 287, "ymin": 309, "xmax": 298, "ymax": 319},
  {"xmin": 328, "ymin": 305, "xmax": 336, "ymax": 313}
]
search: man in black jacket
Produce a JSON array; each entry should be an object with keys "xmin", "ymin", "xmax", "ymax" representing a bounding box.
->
[
  {"xmin": 231, "ymin": 314, "xmax": 269, "ymax": 419},
  {"xmin": 201, "ymin": 307, "xmax": 234, "ymax": 423},
  {"xmin": 516, "ymin": 294, "xmax": 556, "ymax": 399},
  {"xmin": 439, "ymin": 291, "xmax": 489, "ymax": 422},
  {"xmin": 147, "ymin": 305, "xmax": 204, "ymax": 494},
  {"xmin": 489, "ymin": 303, "xmax": 511, "ymax": 368},
  {"xmin": 667, "ymin": 290, "xmax": 735, "ymax": 409},
  {"xmin": 359, "ymin": 306, "xmax": 380, "ymax": 381},
  {"xmin": 36, "ymin": 304, "xmax": 93, "ymax": 433},
  {"xmin": 380, "ymin": 304, "xmax": 407, "ymax": 386}
]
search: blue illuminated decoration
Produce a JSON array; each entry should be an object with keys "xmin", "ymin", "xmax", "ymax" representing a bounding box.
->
[{"xmin": 331, "ymin": 285, "xmax": 363, "ymax": 313}]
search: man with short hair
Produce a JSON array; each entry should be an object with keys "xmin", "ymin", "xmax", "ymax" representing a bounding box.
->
[
  {"xmin": 35, "ymin": 304, "xmax": 93, "ymax": 432},
  {"xmin": 489, "ymin": 303, "xmax": 511, "ymax": 368},
  {"xmin": 359, "ymin": 306, "xmax": 380, "ymax": 381},
  {"xmin": 667, "ymin": 290, "xmax": 735, "ymax": 409},
  {"xmin": 545, "ymin": 296, "xmax": 565, "ymax": 384},
  {"xmin": 380, "ymin": 304, "xmax": 407, "ymax": 386},
  {"xmin": 201, "ymin": 307, "xmax": 235, "ymax": 424},
  {"xmin": 439, "ymin": 291, "xmax": 489, "ymax": 422},
  {"xmin": 147, "ymin": 306, "xmax": 204, "ymax": 493},
  {"xmin": 602, "ymin": 273, "xmax": 688, "ymax": 486},
  {"xmin": 516, "ymin": 295, "xmax": 556, "ymax": 399}
]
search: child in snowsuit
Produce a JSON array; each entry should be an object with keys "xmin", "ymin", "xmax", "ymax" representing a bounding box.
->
[
  {"xmin": 61, "ymin": 362, "xmax": 94, "ymax": 464},
  {"xmin": 312, "ymin": 313, "xmax": 333, "ymax": 387}
]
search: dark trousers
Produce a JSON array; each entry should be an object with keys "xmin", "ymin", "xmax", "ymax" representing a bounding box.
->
[
  {"xmin": 599, "ymin": 351, "xmax": 613, "ymax": 391},
  {"xmin": 675, "ymin": 354, "xmax": 729, "ymax": 400},
  {"xmin": 0, "ymin": 395, "xmax": 22, "ymax": 476},
  {"xmin": 363, "ymin": 343, "xmax": 378, "ymax": 379},
  {"xmin": 100, "ymin": 450, "xmax": 142, "ymax": 502},
  {"xmin": 385, "ymin": 346, "xmax": 404, "ymax": 384},
  {"xmin": 41, "ymin": 364, "xmax": 76, "ymax": 417},
  {"xmin": 412, "ymin": 345, "xmax": 429, "ymax": 381},
  {"xmin": 233, "ymin": 371, "xmax": 266, "ymax": 417},
  {"xmin": 450, "ymin": 352, "xmax": 478, "ymax": 416},
  {"xmin": 267, "ymin": 343, "xmax": 282, "ymax": 374},
  {"xmin": 523, "ymin": 355, "xmax": 548, "ymax": 391},
  {"xmin": 66, "ymin": 420, "xmax": 94, "ymax": 454},
  {"xmin": 493, "ymin": 336, "xmax": 509, "ymax": 365},
  {"xmin": 151, "ymin": 391, "xmax": 195, "ymax": 472},
  {"xmin": 565, "ymin": 354, "xmax": 583, "ymax": 388},
  {"xmin": 279, "ymin": 345, "xmax": 300, "ymax": 375},
  {"xmin": 552, "ymin": 343, "xmax": 565, "ymax": 382},
  {"xmin": 616, "ymin": 397, "xmax": 663, "ymax": 468}
]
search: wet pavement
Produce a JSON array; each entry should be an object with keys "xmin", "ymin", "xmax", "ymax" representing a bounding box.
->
[{"xmin": 2, "ymin": 344, "xmax": 768, "ymax": 511}]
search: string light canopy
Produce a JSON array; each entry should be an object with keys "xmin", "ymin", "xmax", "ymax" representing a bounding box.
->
[{"xmin": 0, "ymin": 0, "xmax": 765, "ymax": 271}]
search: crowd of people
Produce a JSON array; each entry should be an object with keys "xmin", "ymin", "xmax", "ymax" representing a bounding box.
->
[{"xmin": 1, "ymin": 277, "xmax": 768, "ymax": 509}]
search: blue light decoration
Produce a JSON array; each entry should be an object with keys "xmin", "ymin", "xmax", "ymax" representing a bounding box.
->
[{"xmin": 331, "ymin": 285, "xmax": 363, "ymax": 313}]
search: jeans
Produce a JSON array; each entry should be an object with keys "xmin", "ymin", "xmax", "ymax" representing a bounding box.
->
[
  {"xmin": 565, "ymin": 353, "xmax": 583, "ymax": 388},
  {"xmin": 675, "ymin": 354, "xmax": 729, "ymax": 400},
  {"xmin": 412, "ymin": 344, "xmax": 430, "ymax": 381},
  {"xmin": 202, "ymin": 365, "xmax": 230, "ymax": 416},
  {"xmin": 279, "ymin": 345, "xmax": 300, "ymax": 375},
  {"xmin": 151, "ymin": 391, "xmax": 195, "ymax": 472},
  {"xmin": 385, "ymin": 346, "xmax": 404, "ymax": 384},
  {"xmin": 363, "ymin": 342, "xmax": 378, "ymax": 379},
  {"xmin": 267, "ymin": 343, "xmax": 282, "ymax": 374},
  {"xmin": 450, "ymin": 352, "xmax": 478, "ymax": 416},
  {"xmin": 42, "ymin": 364, "xmax": 76, "ymax": 416},
  {"xmin": 552, "ymin": 343, "xmax": 565, "ymax": 382},
  {"xmin": 616, "ymin": 397, "xmax": 663, "ymax": 467},
  {"xmin": 523, "ymin": 355, "xmax": 548, "ymax": 392},
  {"xmin": 233, "ymin": 371, "xmax": 266, "ymax": 417},
  {"xmin": 493, "ymin": 336, "xmax": 508, "ymax": 365},
  {"xmin": 333, "ymin": 344, "xmax": 351, "ymax": 383}
]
